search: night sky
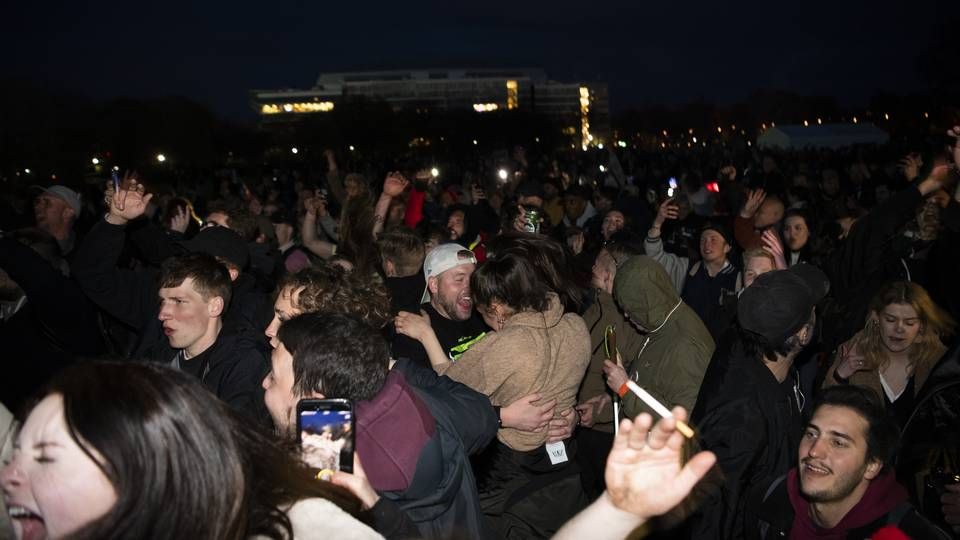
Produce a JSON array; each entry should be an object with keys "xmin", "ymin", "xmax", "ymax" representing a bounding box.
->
[{"xmin": 6, "ymin": 0, "xmax": 956, "ymax": 121}]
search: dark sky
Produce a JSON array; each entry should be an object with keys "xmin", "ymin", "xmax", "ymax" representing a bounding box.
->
[{"xmin": 5, "ymin": 0, "xmax": 956, "ymax": 121}]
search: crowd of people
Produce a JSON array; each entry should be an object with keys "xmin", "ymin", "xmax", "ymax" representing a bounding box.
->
[{"xmin": 2, "ymin": 124, "xmax": 960, "ymax": 539}]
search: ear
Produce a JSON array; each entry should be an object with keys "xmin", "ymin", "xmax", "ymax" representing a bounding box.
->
[
  {"xmin": 863, "ymin": 458, "xmax": 883, "ymax": 481},
  {"xmin": 227, "ymin": 267, "xmax": 240, "ymax": 281},
  {"xmin": 62, "ymin": 205, "xmax": 76, "ymax": 222},
  {"xmin": 208, "ymin": 296, "xmax": 225, "ymax": 318},
  {"xmin": 384, "ymin": 259, "xmax": 396, "ymax": 277},
  {"xmin": 428, "ymin": 276, "xmax": 439, "ymax": 295},
  {"xmin": 723, "ymin": 243, "xmax": 732, "ymax": 255}
]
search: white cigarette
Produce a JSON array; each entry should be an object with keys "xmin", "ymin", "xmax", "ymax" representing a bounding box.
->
[{"xmin": 625, "ymin": 380, "xmax": 694, "ymax": 438}]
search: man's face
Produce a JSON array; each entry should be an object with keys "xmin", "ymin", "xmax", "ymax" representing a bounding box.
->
[
  {"xmin": 783, "ymin": 215, "xmax": 810, "ymax": 252},
  {"xmin": 754, "ymin": 199, "xmax": 785, "ymax": 229},
  {"xmin": 33, "ymin": 194, "xmax": 71, "ymax": 232},
  {"xmin": 743, "ymin": 255, "xmax": 774, "ymax": 288},
  {"xmin": 798, "ymin": 404, "xmax": 880, "ymax": 504},
  {"xmin": 262, "ymin": 341, "xmax": 304, "ymax": 439},
  {"xmin": 265, "ymin": 286, "xmax": 302, "ymax": 349},
  {"xmin": 591, "ymin": 249, "xmax": 616, "ymax": 291},
  {"xmin": 447, "ymin": 210, "xmax": 466, "ymax": 240},
  {"xmin": 699, "ymin": 230, "xmax": 730, "ymax": 265},
  {"xmin": 430, "ymin": 264, "xmax": 475, "ymax": 321},
  {"xmin": 564, "ymin": 196, "xmax": 587, "ymax": 221},
  {"xmin": 821, "ymin": 172, "xmax": 840, "ymax": 197},
  {"xmin": 157, "ymin": 278, "xmax": 218, "ymax": 350}
]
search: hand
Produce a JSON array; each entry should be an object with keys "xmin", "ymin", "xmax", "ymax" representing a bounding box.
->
[
  {"xmin": 603, "ymin": 360, "xmax": 629, "ymax": 394},
  {"xmin": 947, "ymin": 126, "xmax": 960, "ymax": 170},
  {"xmin": 835, "ymin": 337, "xmax": 872, "ymax": 380},
  {"xmin": 761, "ymin": 229, "xmax": 788, "ymax": 270},
  {"xmin": 394, "ymin": 310, "xmax": 432, "ymax": 342},
  {"xmin": 942, "ymin": 483, "xmax": 960, "ymax": 529},
  {"xmin": 303, "ymin": 195, "xmax": 327, "ymax": 218},
  {"xmin": 576, "ymin": 394, "xmax": 611, "ymax": 428},
  {"xmin": 918, "ymin": 164, "xmax": 951, "ymax": 197},
  {"xmin": 898, "ymin": 154, "xmax": 923, "ymax": 182},
  {"xmin": 548, "ymin": 408, "xmax": 577, "ymax": 443},
  {"xmin": 567, "ymin": 232, "xmax": 585, "ymax": 256},
  {"xmin": 501, "ymin": 393, "xmax": 556, "ymax": 431},
  {"xmin": 323, "ymin": 149, "xmax": 337, "ymax": 167},
  {"xmin": 330, "ymin": 455, "xmax": 380, "ymax": 510},
  {"xmin": 604, "ymin": 408, "xmax": 716, "ymax": 518},
  {"xmin": 513, "ymin": 205, "xmax": 527, "ymax": 233},
  {"xmin": 382, "ymin": 172, "xmax": 409, "ymax": 198},
  {"xmin": 471, "ymin": 184, "xmax": 486, "ymax": 204},
  {"xmin": 740, "ymin": 188, "xmax": 767, "ymax": 219},
  {"xmin": 169, "ymin": 206, "xmax": 190, "ymax": 234},
  {"xmin": 654, "ymin": 197, "xmax": 679, "ymax": 228},
  {"xmin": 719, "ymin": 166, "xmax": 737, "ymax": 182},
  {"xmin": 105, "ymin": 173, "xmax": 152, "ymax": 225}
]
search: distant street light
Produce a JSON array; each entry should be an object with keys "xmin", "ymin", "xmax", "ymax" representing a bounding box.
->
[
  {"xmin": 430, "ymin": 167, "xmax": 439, "ymax": 178},
  {"xmin": 91, "ymin": 157, "xmax": 100, "ymax": 165},
  {"xmin": 291, "ymin": 147, "xmax": 299, "ymax": 154},
  {"xmin": 156, "ymin": 154, "xmax": 167, "ymax": 163}
]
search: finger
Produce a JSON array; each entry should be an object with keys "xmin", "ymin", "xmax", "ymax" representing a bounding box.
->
[
  {"xmin": 143, "ymin": 194, "xmax": 154, "ymax": 206},
  {"xmin": 628, "ymin": 413, "xmax": 653, "ymax": 449},
  {"xmin": 646, "ymin": 413, "xmax": 677, "ymax": 450},
  {"xmin": 675, "ymin": 451, "xmax": 718, "ymax": 492},
  {"xmin": 613, "ymin": 418, "xmax": 634, "ymax": 450}
]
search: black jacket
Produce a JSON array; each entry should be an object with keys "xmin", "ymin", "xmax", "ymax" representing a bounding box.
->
[
  {"xmin": 687, "ymin": 337, "xmax": 805, "ymax": 540},
  {"xmin": 0, "ymin": 237, "xmax": 105, "ymax": 409},
  {"xmin": 386, "ymin": 358, "xmax": 498, "ymax": 540},
  {"xmin": 73, "ymin": 218, "xmax": 269, "ymax": 421}
]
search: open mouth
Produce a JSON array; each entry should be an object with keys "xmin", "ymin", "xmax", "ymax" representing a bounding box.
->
[
  {"xmin": 802, "ymin": 461, "xmax": 831, "ymax": 476},
  {"xmin": 8, "ymin": 505, "xmax": 46, "ymax": 540},
  {"xmin": 457, "ymin": 296, "xmax": 472, "ymax": 311}
]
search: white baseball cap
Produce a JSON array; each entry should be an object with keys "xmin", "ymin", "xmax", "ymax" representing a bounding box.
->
[
  {"xmin": 33, "ymin": 185, "xmax": 82, "ymax": 215},
  {"xmin": 421, "ymin": 244, "xmax": 477, "ymax": 304}
]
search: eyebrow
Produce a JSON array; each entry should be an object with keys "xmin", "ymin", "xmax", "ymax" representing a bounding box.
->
[
  {"xmin": 807, "ymin": 423, "xmax": 855, "ymax": 443},
  {"xmin": 33, "ymin": 441, "xmax": 63, "ymax": 450}
]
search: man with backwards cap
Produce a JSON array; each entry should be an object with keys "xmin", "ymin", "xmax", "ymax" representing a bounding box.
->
[
  {"xmin": 685, "ymin": 264, "xmax": 830, "ymax": 540},
  {"xmin": 392, "ymin": 243, "xmax": 487, "ymax": 369}
]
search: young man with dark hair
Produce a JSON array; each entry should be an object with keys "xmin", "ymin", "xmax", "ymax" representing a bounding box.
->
[
  {"xmin": 686, "ymin": 264, "xmax": 830, "ymax": 540},
  {"xmin": 754, "ymin": 386, "xmax": 949, "ymax": 539},
  {"xmin": 266, "ymin": 311, "xmax": 496, "ymax": 539}
]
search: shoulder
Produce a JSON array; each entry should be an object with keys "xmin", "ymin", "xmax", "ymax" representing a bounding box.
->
[{"xmin": 283, "ymin": 498, "xmax": 384, "ymax": 540}]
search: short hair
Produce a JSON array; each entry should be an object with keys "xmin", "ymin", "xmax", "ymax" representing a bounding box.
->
[
  {"xmin": 377, "ymin": 229, "xmax": 425, "ymax": 277},
  {"xmin": 604, "ymin": 240, "xmax": 644, "ymax": 268},
  {"xmin": 277, "ymin": 264, "xmax": 391, "ymax": 329},
  {"xmin": 159, "ymin": 253, "xmax": 232, "ymax": 309},
  {"xmin": 207, "ymin": 201, "xmax": 259, "ymax": 242},
  {"xmin": 37, "ymin": 361, "xmax": 362, "ymax": 539},
  {"xmin": 278, "ymin": 313, "xmax": 389, "ymax": 401},
  {"xmin": 471, "ymin": 251, "xmax": 551, "ymax": 313},
  {"xmin": 742, "ymin": 248, "xmax": 776, "ymax": 268},
  {"xmin": 809, "ymin": 386, "xmax": 900, "ymax": 470}
]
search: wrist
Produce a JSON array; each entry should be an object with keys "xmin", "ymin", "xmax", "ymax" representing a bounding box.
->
[
  {"xmin": 600, "ymin": 491, "xmax": 649, "ymax": 525},
  {"xmin": 104, "ymin": 213, "xmax": 128, "ymax": 226},
  {"xmin": 617, "ymin": 382, "xmax": 629, "ymax": 398}
]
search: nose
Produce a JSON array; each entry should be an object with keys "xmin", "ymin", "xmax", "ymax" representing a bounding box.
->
[
  {"xmin": 265, "ymin": 317, "xmax": 279, "ymax": 342},
  {"xmin": 1, "ymin": 459, "xmax": 22, "ymax": 489},
  {"xmin": 806, "ymin": 437, "xmax": 826, "ymax": 459},
  {"xmin": 158, "ymin": 304, "xmax": 172, "ymax": 321},
  {"xmin": 261, "ymin": 374, "xmax": 270, "ymax": 390}
]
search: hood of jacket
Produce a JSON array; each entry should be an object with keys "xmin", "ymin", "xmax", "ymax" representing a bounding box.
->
[{"xmin": 613, "ymin": 255, "xmax": 682, "ymax": 332}]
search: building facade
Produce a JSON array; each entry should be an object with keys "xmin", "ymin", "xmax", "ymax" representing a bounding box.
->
[{"xmin": 251, "ymin": 68, "xmax": 609, "ymax": 147}]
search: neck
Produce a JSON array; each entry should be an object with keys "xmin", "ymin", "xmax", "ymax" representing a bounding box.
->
[
  {"xmin": 764, "ymin": 351, "xmax": 798, "ymax": 382},
  {"xmin": 807, "ymin": 481, "xmax": 871, "ymax": 529},
  {"xmin": 43, "ymin": 222, "xmax": 71, "ymax": 242},
  {"xmin": 185, "ymin": 319, "xmax": 223, "ymax": 359},
  {"xmin": 704, "ymin": 258, "xmax": 727, "ymax": 276}
]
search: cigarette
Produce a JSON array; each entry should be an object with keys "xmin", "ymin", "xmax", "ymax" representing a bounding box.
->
[{"xmin": 625, "ymin": 380, "xmax": 694, "ymax": 438}]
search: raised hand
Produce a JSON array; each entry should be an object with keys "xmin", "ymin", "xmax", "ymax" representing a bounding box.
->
[
  {"xmin": 898, "ymin": 154, "xmax": 923, "ymax": 182},
  {"xmin": 382, "ymin": 171, "xmax": 409, "ymax": 198},
  {"xmin": 761, "ymin": 229, "xmax": 788, "ymax": 269},
  {"xmin": 835, "ymin": 335, "xmax": 873, "ymax": 379},
  {"xmin": 654, "ymin": 197, "xmax": 679, "ymax": 228},
  {"xmin": 303, "ymin": 194, "xmax": 327, "ymax": 218},
  {"xmin": 330, "ymin": 455, "xmax": 379, "ymax": 510},
  {"xmin": 719, "ymin": 165, "xmax": 737, "ymax": 182},
  {"xmin": 740, "ymin": 189, "xmax": 767, "ymax": 219},
  {"xmin": 605, "ymin": 408, "xmax": 716, "ymax": 519},
  {"xmin": 169, "ymin": 206, "xmax": 190, "ymax": 234},
  {"xmin": 105, "ymin": 173, "xmax": 152, "ymax": 225}
]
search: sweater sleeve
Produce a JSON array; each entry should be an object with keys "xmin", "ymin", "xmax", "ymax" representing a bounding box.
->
[
  {"xmin": 644, "ymin": 235, "xmax": 689, "ymax": 292},
  {"xmin": 72, "ymin": 218, "xmax": 159, "ymax": 330}
]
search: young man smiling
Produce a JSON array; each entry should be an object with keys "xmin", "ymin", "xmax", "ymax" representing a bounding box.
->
[{"xmin": 754, "ymin": 386, "xmax": 948, "ymax": 539}]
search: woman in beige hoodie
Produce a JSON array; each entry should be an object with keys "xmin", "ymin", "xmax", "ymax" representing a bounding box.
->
[{"xmin": 397, "ymin": 250, "xmax": 592, "ymax": 539}]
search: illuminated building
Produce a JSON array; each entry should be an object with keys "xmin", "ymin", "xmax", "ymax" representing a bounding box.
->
[{"xmin": 251, "ymin": 68, "xmax": 609, "ymax": 144}]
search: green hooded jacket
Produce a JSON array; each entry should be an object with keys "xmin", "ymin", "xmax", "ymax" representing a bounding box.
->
[{"xmin": 612, "ymin": 256, "xmax": 715, "ymax": 419}]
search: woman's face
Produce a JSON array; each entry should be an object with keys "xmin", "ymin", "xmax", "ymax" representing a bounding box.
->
[
  {"xmin": 1, "ymin": 394, "xmax": 117, "ymax": 539},
  {"xmin": 783, "ymin": 215, "xmax": 810, "ymax": 252},
  {"xmin": 875, "ymin": 303, "xmax": 922, "ymax": 354},
  {"xmin": 601, "ymin": 211, "xmax": 625, "ymax": 240}
]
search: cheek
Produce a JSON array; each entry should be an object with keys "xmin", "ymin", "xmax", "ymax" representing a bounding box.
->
[{"xmin": 35, "ymin": 463, "xmax": 115, "ymax": 536}]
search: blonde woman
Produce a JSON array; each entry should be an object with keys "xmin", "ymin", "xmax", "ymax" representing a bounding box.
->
[{"xmin": 824, "ymin": 281, "xmax": 955, "ymax": 426}]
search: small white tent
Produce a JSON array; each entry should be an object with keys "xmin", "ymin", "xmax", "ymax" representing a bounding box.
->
[{"xmin": 756, "ymin": 124, "xmax": 889, "ymax": 150}]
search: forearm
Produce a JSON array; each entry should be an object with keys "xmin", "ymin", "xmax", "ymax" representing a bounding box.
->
[
  {"xmin": 326, "ymin": 169, "xmax": 346, "ymax": 205},
  {"xmin": 301, "ymin": 213, "xmax": 335, "ymax": 258},
  {"xmin": 373, "ymin": 194, "xmax": 391, "ymax": 238},
  {"xmin": 551, "ymin": 492, "xmax": 644, "ymax": 540}
]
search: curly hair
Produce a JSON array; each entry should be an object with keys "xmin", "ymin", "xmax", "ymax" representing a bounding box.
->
[{"xmin": 277, "ymin": 264, "xmax": 392, "ymax": 329}]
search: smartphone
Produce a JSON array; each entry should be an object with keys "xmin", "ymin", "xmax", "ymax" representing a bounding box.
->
[{"xmin": 296, "ymin": 398, "xmax": 354, "ymax": 474}]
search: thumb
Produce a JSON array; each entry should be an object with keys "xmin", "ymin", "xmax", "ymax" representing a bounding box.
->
[
  {"xmin": 675, "ymin": 451, "xmax": 717, "ymax": 491},
  {"xmin": 523, "ymin": 392, "xmax": 542, "ymax": 404},
  {"xmin": 420, "ymin": 309, "xmax": 429, "ymax": 319}
]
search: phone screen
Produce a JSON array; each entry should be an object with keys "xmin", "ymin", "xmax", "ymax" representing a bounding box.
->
[{"xmin": 297, "ymin": 399, "xmax": 354, "ymax": 474}]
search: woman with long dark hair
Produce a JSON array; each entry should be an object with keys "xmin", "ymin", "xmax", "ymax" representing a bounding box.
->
[{"xmin": 0, "ymin": 362, "xmax": 381, "ymax": 540}]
